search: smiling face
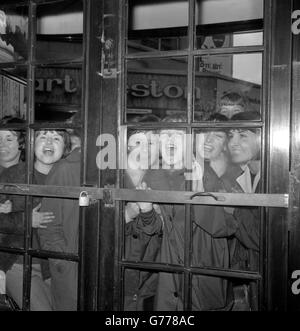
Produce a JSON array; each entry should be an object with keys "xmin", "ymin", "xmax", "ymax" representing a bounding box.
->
[
  {"xmin": 34, "ymin": 130, "xmax": 65, "ymax": 169},
  {"xmin": 0, "ymin": 130, "xmax": 21, "ymax": 168},
  {"xmin": 228, "ymin": 129, "xmax": 260, "ymax": 165},
  {"xmin": 203, "ymin": 131, "xmax": 227, "ymax": 161}
]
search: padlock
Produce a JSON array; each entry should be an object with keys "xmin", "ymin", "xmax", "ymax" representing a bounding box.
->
[{"xmin": 79, "ymin": 191, "xmax": 90, "ymax": 207}]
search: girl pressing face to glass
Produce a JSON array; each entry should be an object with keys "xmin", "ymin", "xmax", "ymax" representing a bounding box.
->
[
  {"xmin": 0, "ymin": 116, "xmax": 26, "ymax": 170},
  {"xmin": 0, "ymin": 130, "xmax": 22, "ymax": 168},
  {"xmin": 227, "ymin": 129, "xmax": 260, "ymax": 166},
  {"xmin": 0, "ymin": 129, "xmax": 70, "ymax": 227},
  {"xmin": 34, "ymin": 130, "xmax": 70, "ymax": 175}
]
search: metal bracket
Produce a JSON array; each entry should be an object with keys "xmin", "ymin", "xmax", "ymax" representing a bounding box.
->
[{"xmin": 103, "ymin": 186, "xmax": 115, "ymax": 207}]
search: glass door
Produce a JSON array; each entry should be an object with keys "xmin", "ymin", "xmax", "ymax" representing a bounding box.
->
[{"xmin": 95, "ymin": 0, "xmax": 290, "ymax": 311}]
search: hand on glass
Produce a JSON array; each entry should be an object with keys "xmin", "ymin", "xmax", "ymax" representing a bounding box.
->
[{"xmin": 32, "ymin": 203, "xmax": 55, "ymax": 228}]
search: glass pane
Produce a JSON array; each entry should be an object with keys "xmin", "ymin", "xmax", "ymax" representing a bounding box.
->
[
  {"xmin": 30, "ymin": 258, "xmax": 52, "ymax": 311},
  {"xmin": 36, "ymin": 0, "xmax": 83, "ymax": 62},
  {"xmin": 0, "ymin": 252, "xmax": 22, "ymax": 310},
  {"xmin": 127, "ymin": 0, "xmax": 188, "ymax": 53},
  {"xmin": 193, "ymin": 53, "xmax": 262, "ymax": 121},
  {"xmin": 0, "ymin": 66, "xmax": 27, "ymax": 119},
  {"xmin": 35, "ymin": 64, "xmax": 82, "ymax": 122},
  {"xmin": 231, "ymin": 280, "xmax": 258, "ymax": 311},
  {"xmin": 45, "ymin": 258, "xmax": 78, "ymax": 311},
  {"xmin": 126, "ymin": 57, "xmax": 188, "ymax": 122},
  {"xmin": 233, "ymin": 32, "xmax": 263, "ymax": 47},
  {"xmin": 191, "ymin": 274, "xmax": 233, "ymax": 311},
  {"xmin": 123, "ymin": 269, "xmax": 183, "ymax": 310},
  {"xmin": 195, "ymin": 0, "xmax": 263, "ymax": 49},
  {"xmin": 0, "ymin": 5, "xmax": 28, "ymax": 63}
]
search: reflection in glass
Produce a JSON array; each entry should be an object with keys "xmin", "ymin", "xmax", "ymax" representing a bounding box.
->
[
  {"xmin": 0, "ymin": 5, "xmax": 28, "ymax": 63},
  {"xmin": 233, "ymin": 32, "xmax": 263, "ymax": 47},
  {"xmin": 195, "ymin": 0, "xmax": 263, "ymax": 49},
  {"xmin": 127, "ymin": 0, "xmax": 188, "ymax": 53},
  {"xmin": 35, "ymin": 65, "xmax": 82, "ymax": 122},
  {"xmin": 193, "ymin": 53, "xmax": 262, "ymax": 121},
  {"xmin": 0, "ymin": 66, "xmax": 27, "ymax": 119},
  {"xmin": 36, "ymin": 0, "xmax": 83, "ymax": 61},
  {"xmin": 126, "ymin": 57, "xmax": 188, "ymax": 122}
]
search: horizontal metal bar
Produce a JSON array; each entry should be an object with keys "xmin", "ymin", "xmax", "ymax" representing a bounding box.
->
[
  {"xmin": 0, "ymin": 184, "xmax": 289, "ymax": 208},
  {"xmin": 0, "ymin": 246, "xmax": 79, "ymax": 262},
  {"xmin": 126, "ymin": 45, "xmax": 264, "ymax": 60},
  {"xmin": 28, "ymin": 249, "xmax": 79, "ymax": 262},
  {"xmin": 125, "ymin": 121, "xmax": 264, "ymax": 129},
  {"xmin": 29, "ymin": 123, "xmax": 83, "ymax": 130},
  {"xmin": 121, "ymin": 261, "xmax": 261, "ymax": 281},
  {"xmin": 0, "ymin": 246, "xmax": 25, "ymax": 256}
]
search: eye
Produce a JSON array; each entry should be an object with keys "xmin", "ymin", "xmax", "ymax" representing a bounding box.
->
[{"xmin": 240, "ymin": 132, "xmax": 249, "ymax": 139}]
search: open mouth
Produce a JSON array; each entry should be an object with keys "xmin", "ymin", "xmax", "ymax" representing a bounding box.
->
[
  {"xmin": 204, "ymin": 145, "xmax": 213, "ymax": 153},
  {"xmin": 166, "ymin": 145, "xmax": 177, "ymax": 157},
  {"xmin": 0, "ymin": 148, "xmax": 9, "ymax": 155},
  {"xmin": 43, "ymin": 147, "xmax": 55, "ymax": 156}
]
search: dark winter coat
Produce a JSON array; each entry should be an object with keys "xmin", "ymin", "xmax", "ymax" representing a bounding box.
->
[
  {"xmin": 38, "ymin": 148, "xmax": 80, "ymax": 311},
  {"xmin": 0, "ymin": 162, "xmax": 48, "ymax": 276}
]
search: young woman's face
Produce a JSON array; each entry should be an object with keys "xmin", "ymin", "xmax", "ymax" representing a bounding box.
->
[
  {"xmin": 0, "ymin": 130, "xmax": 21, "ymax": 167},
  {"xmin": 203, "ymin": 131, "xmax": 227, "ymax": 161},
  {"xmin": 35, "ymin": 130, "xmax": 65, "ymax": 166},
  {"xmin": 228, "ymin": 129, "xmax": 260, "ymax": 165}
]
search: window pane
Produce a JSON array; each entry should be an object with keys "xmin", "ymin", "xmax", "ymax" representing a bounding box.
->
[
  {"xmin": 231, "ymin": 280, "xmax": 259, "ymax": 311},
  {"xmin": 195, "ymin": 0, "xmax": 263, "ymax": 49},
  {"xmin": 0, "ymin": 5, "xmax": 28, "ymax": 63},
  {"xmin": 123, "ymin": 269, "xmax": 183, "ymax": 310},
  {"xmin": 233, "ymin": 32, "xmax": 263, "ymax": 47},
  {"xmin": 193, "ymin": 53, "xmax": 262, "ymax": 121},
  {"xmin": 0, "ymin": 66, "xmax": 27, "ymax": 119},
  {"xmin": 127, "ymin": 0, "xmax": 188, "ymax": 53},
  {"xmin": 35, "ymin": 64, "xmax": 82, "ymax": 123},
  {"xmin": 191, "ymin": 274, "xmax": 233, "ymax": 310},
  {"xmin": 36, "ymin": 0, "xmax": 83, "ymax": 62},
  {"xmin": 0, "ymin": 252, "xmax": 22, "ymax": 310},
  {"xmin": 126, "ymin": 57, "xmax": 188, "ymax": 122}
]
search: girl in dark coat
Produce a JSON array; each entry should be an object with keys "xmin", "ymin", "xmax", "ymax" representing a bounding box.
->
[{"xmin": 0, "ymin": 129, "xmax": 71, "ymax": 310}]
